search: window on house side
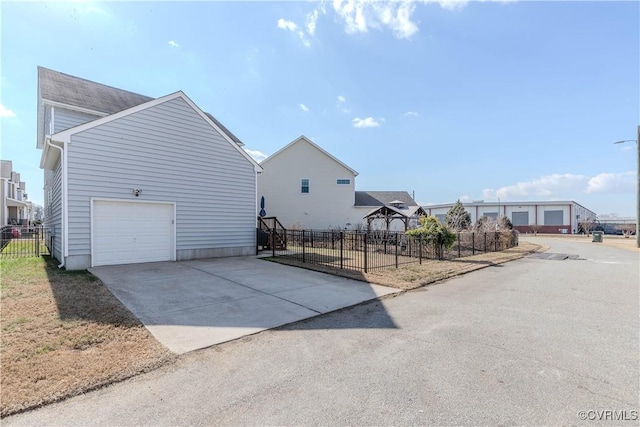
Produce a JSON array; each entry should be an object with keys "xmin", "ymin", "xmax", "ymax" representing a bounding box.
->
[
  {"xmin": 337, "ymin": 179, "xmax": 350, "ymax": 185},
  {"xmin": 301, "ymin": 179, "xmax": 309, "ymax": 193}
]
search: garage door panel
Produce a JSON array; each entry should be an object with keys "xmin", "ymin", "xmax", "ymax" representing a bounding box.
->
[{"xmin": 93, "ymin": 200, "xmax": 174, "ymax": 267}]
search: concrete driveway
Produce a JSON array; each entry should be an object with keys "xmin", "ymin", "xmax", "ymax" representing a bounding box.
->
[{"xmin": 89, "ymin": 257, "xmax": 399, "ymax": 354}]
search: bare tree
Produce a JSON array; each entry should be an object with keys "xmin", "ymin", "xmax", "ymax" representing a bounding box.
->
[
  {"xmin": 473, "ymin": 216, "xmax": 497, "ymax": 233},
  {"xmin": 616, "ymin": 223, "xmax": 636, "ymax": 238},
  {"xmin": 530, "ymin": 223, "xmax": 541, "ymax": 236},
  {"xmin": 578, "ymin": 219, "xmax": 596, "ymax": 236},
  {"xmin": 33, "ymin": 204, "xmax": 44, "ymax": 222}
]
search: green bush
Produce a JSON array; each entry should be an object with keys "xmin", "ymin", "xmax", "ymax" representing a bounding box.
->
[{"xmin": 407, "ymin": 216, "xmax": 457, "ymax": 258}]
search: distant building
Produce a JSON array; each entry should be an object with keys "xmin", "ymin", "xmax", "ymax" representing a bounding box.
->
[
  {"xmin": 1, "ymin": 160, "xmax": 31, "ymax": 226},
  {"xmin": 423, "ymin": 200, "xmax": 596, "ymax": 235},
  {"xmin": 595, "ymin": 217, "xmax": 636, "ymax": 235}
]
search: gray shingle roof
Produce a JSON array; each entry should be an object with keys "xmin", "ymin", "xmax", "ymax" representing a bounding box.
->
[
  {"xmin": 38, "ymin": 67, "xmax": 153, "ymax": 114},
  {"xmin": 355, "ymin": 191, "xmax": 417, "ymax": 207},
  {"xmin": 38, "ymin": 67, "xmax": 244, "ymax": 145}
]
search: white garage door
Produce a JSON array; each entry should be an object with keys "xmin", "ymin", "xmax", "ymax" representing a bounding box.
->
[{"xmin": 92, "ymin": 200, "xmax": 175, "ymax": 267}]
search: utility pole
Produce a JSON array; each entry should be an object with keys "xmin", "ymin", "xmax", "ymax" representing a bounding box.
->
[{"xmin": 613, "ymin": 125, "xmax": 640, "ymax": 248}]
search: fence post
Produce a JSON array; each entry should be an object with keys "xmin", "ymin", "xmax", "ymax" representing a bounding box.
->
[
  {"xmin": 272, "ymin": 228, "xmax": 276, "ymax": 257},
  {"xmin": 364, "ymin": 233, "xmax": 368, "ymax": 273},
  {"xmin": 36, "ymin": 227, "xmax": 40, "ymax": 257},
  {"xmin": 472, "ymin": 232, "xmax": 475, "ymax": 255},
  {"xmin": 395, "ymin": 233, "xmax": 399, "ymax": 268},
  {"xmin": 495, "ymin": 232, "xmax": 498, "ymax": 252},
  {"xmin": 484, "ymin": 232, "xmax": 487, "ymax": 252},
  {"xmin": 302, "ymin": 230, "xmax": 306, "ymax": 263},
  {"xmin": 419, "ymin": 237, "xmax": 422, "ymax": 264},
  {"xmin": 340, "ymin": 231, "xmax": 344, "ymax": 270},
  {"xmin": 457, "ymin": 232, "xmax": 460, "ymax": 258}
]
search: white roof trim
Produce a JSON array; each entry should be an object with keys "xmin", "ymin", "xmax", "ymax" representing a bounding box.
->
[
  {"xmin": 50, "ymin": 91, "xmax": 262, "ymax": 173},
  {"xmin": 41, "ymin": 99, "xmax": 110, "ymax": 118},
  {"xmin": 423, "ymin": 200, "xmax": 585, "ymax": 209},
  {"xmin": 261, "ymin": 135, "xmax": 358, "ymax": 176}
]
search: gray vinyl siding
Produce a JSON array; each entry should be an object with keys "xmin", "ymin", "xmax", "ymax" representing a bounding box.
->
[
  {"xmin": 54, "ymin": 108, "xmax": 100, "ymax": 133},
  {"xmin": 44, "ymin": 161, "xmax": 63, "ymax": 262},
  {"xmin": 65, "ymin": 97, "xmax": 256, "ymax": 257}
]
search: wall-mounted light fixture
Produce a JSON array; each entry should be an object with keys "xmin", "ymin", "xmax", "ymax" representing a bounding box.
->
[{"xmin": 133, "ymin": 188, "xmax": 142, "ymax": 197}]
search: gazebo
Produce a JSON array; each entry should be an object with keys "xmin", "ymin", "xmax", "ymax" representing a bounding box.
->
[{"xmin": 363, "ymin": 205, "xmax": 427, "ymax": 231}]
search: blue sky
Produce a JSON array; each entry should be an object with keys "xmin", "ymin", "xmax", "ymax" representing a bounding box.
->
[{"xmin": 2, "ymin": 0, "xmax": 638, "ymax": 217}]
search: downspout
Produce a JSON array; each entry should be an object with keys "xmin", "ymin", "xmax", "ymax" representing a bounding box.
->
[{"xmin": 45, "ymin": 137, "xmax": 65, "ymax": 268}]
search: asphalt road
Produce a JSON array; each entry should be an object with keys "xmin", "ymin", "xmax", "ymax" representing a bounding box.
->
[{"xmin": 5, "ymin": 237, "xmax": 639, "ymax": 425}]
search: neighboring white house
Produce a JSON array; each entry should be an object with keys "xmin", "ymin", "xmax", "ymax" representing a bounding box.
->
[
  {"xmin": 37, "ymin": 67, "xmax": 262, "ymax": 269},
  {"xmin": 258, "ymin": 136, "xmax": 359, "ymax": 230},
  {"xmin": 423, "ymin": 200, "xmax": 597, "ymax": 234},
  {"xmin": 1, "ymin": 160, "xmax": 31, "ymax": 226},
  {"xmin": 257, "ymin": 136, "xmax": 421, "ymax": 231}
]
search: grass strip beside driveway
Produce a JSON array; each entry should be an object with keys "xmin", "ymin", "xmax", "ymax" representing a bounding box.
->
[
  {"xmin": 269, "ymin": 241, "xmax": 544, "ymax": 290},
  {"xmin": 0, "ymin": 256, "xmax": 173, "ymax": 417}
]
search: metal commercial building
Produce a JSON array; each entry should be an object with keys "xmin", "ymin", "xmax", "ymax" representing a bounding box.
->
[{"xmin": 423, "ymin": 200, "xmax": 597, "ymax": 235}]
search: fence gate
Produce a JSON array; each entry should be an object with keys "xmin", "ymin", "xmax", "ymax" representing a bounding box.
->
[{"xmin": 1, "ymin": 226, "xmax": 51, "ymax": 258}]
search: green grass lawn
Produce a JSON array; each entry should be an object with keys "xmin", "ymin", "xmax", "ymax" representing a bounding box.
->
[{"xmin": 0, "ymin": 239, "xmax": 49, "ymax": 257}]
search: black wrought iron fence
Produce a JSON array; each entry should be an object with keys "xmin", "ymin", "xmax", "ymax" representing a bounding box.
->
[
  {"xmin": 267, "ymin": 229, "xmax": 518, "ymax": 273},
  {"xmin": 1, "ymin": 225, "xmax": 51, "ymax": 258}
]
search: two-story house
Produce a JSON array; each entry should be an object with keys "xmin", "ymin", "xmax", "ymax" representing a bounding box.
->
[
  {"xmin": 37, "ymin": 67, "xmax": 262, "ymax": 269},
  {"xmin": 257, "ymin": 136, "xmax": 422, "ymax": 231},
  {"xmin": 1, "ymin": 160, "xmax": 31, "ymax": 226}
]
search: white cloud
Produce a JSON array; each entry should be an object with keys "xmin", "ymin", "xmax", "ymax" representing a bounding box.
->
[
  {"xmin": 336, "ymin": 95, "xmax": 350, "ymax": 113},
  {"xmin": 277, "ymin": 5, "xmax": 327, "ymax": 48},
  {"xmin": 0, "ymin": 104, "xmax": 15, "ymax": 118},
  {"xmin": 74, "ymin": 4, "xmax": 110, "ymax": 17},
  {"xmin": 168, "ymin": 40, "xmax": 180, "ymax": 48},
  {"xmin": 277, "ymin": 18, "xmax": 312, "ymax": 47},
  {"xmin": 483, "ymin": 173, "xmax": 588, "ymax": 200},
  {"xmin": 331, "ymin": 0, "xmax": 515, "ymax": 40},
  {"xmin": 404, "ymin": 111, "xmax": 418, "ymax": 117},
  {"xmin": 332, "ymin": 0, "xmax": 419, "ymax": 39},
  {"xmin": 244, "ymin": 148, "xmax": 268, "ymax": 162},
  {"xmin": 277, "ymin": 18, "xmax": 298, "ymax": 31},
  {"xmin": 298, "ymin": 103, "xmax": 310, "ymax": 112},
  {"xmin": 586, "ymin": 171, "xmax": 635, "ymax": 194},
  {"xmin": 306, "ymin": 4, "xmax": 326, "ymax": 36},
  {"xmin": 430, "ymin": 0, "xmax": 470, "ymax": 11},
  {"xmin": 482, "ymin": 171, "xmax": 635, "ymax": 201},
  {"xmin": 458, "ymin": 195, "xmax": 473, "ymax": 203},
  {"xmin": 299, "ymin": 35, "xmax": 311, "ymax": 48},
  {"xmin": 353, "ymin": 117, "xmax": 381, "ymax": 128}
]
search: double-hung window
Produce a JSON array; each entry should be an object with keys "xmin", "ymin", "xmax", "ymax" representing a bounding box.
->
[{"xmin": 301, "ymin": 179, "xmax": 309, "ymax": 193}]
